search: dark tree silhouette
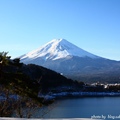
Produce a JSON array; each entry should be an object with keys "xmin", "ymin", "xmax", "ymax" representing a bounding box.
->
[{"xmin": 0, "ymin": 52, "xmax": 53, "ymax": 117}]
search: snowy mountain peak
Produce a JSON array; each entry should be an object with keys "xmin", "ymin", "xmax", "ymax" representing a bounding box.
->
[
  {"xmin": 21, "ymin": 38, "xmax": 99, "ymax": 61},
  {"xmin": 50, "ymin": 38, "xmax": 66, "ymax": 42},
  {"xmin": 45, "ymin": 38, "xmax": 69, "ymax": 48}
]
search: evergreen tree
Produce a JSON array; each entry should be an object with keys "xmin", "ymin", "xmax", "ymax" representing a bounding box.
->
[{"xmin": 0, "ymin": 52, "xmax": 53, "ymax": 117}]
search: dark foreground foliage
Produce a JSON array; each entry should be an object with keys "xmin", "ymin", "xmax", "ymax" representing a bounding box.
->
[{"xmin": 0, "ymin": 52, "xmax": 54, "ymax": 117}]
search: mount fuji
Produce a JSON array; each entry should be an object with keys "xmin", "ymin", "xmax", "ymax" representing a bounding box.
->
[
  {"xmin": 20, "ymin": 39, "xmax": 120, "ymax": 83},
  {"xmin": 21, "ymin": 39, "xmax": 99, "ymax": 61}
]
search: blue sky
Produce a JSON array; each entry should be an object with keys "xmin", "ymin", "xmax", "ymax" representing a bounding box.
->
[{"xmin": 0, "ymin": 0, "xmax": 120, "ymax": 60}]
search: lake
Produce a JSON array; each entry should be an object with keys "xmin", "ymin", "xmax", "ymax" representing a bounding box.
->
[{"xmin": 34, "ymin": 97, "xmax": 120, "ymax": 119}]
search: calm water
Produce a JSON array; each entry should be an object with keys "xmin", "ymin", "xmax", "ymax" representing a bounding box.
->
[{"xmin": 34, "ymin": 97, "xmax": 120, "ymax": 119}]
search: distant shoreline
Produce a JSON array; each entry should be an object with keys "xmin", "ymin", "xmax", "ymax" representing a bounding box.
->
[{"xmin": 41, "ymin": 91, "xmax": 120, "ymax": 100}]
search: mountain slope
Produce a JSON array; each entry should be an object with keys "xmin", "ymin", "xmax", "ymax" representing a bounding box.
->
[
  {"xmin": 20, "ymin": 39, "xmax": 120, "ymax": 83},
  {"xmin": 21, "ymin": 64, "xmax": 82, "ymax": 93},
  {"xmin": 21, "ymin": 39, "xmax": 99, "ymax": 62}
]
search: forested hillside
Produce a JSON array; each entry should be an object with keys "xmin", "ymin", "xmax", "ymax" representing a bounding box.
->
[{"xmin": 0, "ymin": 52, "xmax": 83, "ymax": 117}]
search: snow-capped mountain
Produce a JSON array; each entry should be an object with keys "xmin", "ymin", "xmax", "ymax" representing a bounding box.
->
[
  {"xmin": 21, "ymin": 38, "xmax": 99, "ymax": 61},
  {"xmin": 20, "ymin": 39, "xmax": 120, "ymax": 83}
]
